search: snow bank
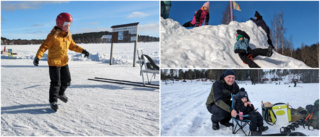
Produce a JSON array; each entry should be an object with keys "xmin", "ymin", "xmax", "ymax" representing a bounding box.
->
[
  {"xmin": 1, "ymin": 42, "xmax": 159, "ymax": 66},
  {"xmin": 161, "ymin": 18, "xmax": 309, "ymax": 68}
]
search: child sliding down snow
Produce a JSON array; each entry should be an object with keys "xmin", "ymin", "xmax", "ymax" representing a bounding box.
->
[
  {"xmin": 182, "ymin": 1, "xmax": 210, "ymax": 27},
  {"xmin": 234, "ymin": 88, "xmax": 268, "ymax": 135},
  {"xmin": 234, "ymin": 30, "xmax": 273, "ymax": 68}
]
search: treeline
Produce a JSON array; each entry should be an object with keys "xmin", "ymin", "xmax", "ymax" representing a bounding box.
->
[
  {"xmin": 161, "ymin": 69, "xmax": 319, "ymax": 83},
  {"xmin": 1, "ymin": 31, "xmax": 159, "ymax": 45}
]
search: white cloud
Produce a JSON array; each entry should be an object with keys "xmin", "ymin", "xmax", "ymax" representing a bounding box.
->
[
  {"xmin": 127, "ymin": 12, "xmax": 149, "ymax": 18},
  {"xmin": 2, "ymin": 1, "xmax": 69, "ymax": 11}
]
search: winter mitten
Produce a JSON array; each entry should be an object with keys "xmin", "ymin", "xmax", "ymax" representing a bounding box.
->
[
  {"xmin": 250, "ymin": 18, "xmax": 254, "ymax": 20},
  {"xmin": 196, "ymin": 22, "xmax": 200, "ymax": 27},
  {"xmin": 82, "ymin": 49, "xmax": 90, "ymax": 58},
  {"xmin": 33, "ymin": 57, "xmax": 39, "ymax": 66}
]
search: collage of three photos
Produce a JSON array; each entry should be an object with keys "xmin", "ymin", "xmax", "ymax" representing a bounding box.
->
[{"xmin": 1, "ymin": 0, "xmax": 319, "ymax": 136}]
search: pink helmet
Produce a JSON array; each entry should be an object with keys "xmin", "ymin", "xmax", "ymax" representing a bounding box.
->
[{"xmin": 56, "ymin": 12, "xmax": 73, "ymax": 28}]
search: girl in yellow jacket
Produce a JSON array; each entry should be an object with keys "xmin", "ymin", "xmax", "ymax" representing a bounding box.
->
[{"xmin": 33, "ymin": 12, "xmax": 90, "ymax": 112}]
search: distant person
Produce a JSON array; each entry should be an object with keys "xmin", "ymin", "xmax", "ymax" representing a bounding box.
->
[
  {"xmin": 206, "ymin": 70, "xmax": 239, "ymax": 130},
  {"xmin": 250, "ymin": 11, "xmax": 274, "ymax": 49},
  {"xmin": 294, "ymin": 80, "xmax": 297, "ymax": 87},
  {"xmin": 182, "ymin": 1, "xmax": 210, "ymax": 27},
  {"xmin": 234, "ymin": 30, "xmax": 273, "ymax": 68},
  {"xmin": 234, "ymin": 88, "xmax": 268, "ymax": 135},
  {"xmin": 33, "ymin": 12, "xmax": 90, "ymax": 112},
  {"xmin": 161, "ymin": 1, "xmax": 171, "ymax": 19}
]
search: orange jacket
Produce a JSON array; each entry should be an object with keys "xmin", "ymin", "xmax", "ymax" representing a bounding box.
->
[{"xmin": 36, "ymin": 27, "xmax": 83, "ymax": 67}]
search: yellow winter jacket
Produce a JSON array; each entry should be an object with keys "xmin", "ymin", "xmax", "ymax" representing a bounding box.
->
[{"xmin": 36, "ymin": 27, "xmax": 84, "ymax": 67}]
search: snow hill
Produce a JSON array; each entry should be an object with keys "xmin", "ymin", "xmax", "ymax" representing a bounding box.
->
[
  {"xmin": 161, "ymin": 18, "xmax": 310, "ymax": 68},
  {"xmin": 1, "ymin": 43, "xmax": 159, "ymax": 136},
  {"xmin": 161, "ymin": 81, "xmax": 319, "ymax": 136}
]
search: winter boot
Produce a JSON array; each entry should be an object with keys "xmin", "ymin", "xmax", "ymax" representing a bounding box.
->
[
  {"xmin": 259, "ymin": 126, "xmax": 269, "ymax": 132},
  {"xmin": 267, "ymin": 46, "xmax": 273, "ymax": 57},
  {"xmin": 58, "ymin": 94, "xmax": 68, "ymax": 103},
  {"xmin": 50, "ymin": 102, "xmax": 58, "ymax": 112},
  {"xmin": 220, "ymin": 122, "xmax": 234, "ymax": 127},
  {"xmin": 251, "ymin": 130, "xmax": 262, "ymax": 136},
  {"xmin": 212, "ymin": 122, "xmax": 220, "ymax": 130}
]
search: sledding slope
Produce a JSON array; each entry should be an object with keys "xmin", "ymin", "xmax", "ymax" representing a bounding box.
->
[{"xmin": 161, "ymin": 18, "xmax": 310, "ymax": 68}]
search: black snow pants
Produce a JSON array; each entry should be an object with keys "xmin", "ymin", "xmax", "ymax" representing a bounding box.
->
[
  {"xmin": 238, "ymin": 48, "xmax": 269, "ymax": 68},
  {"xmin": 182, "ymin": 21, "xmax": 195, "ymax": 27},
  {"xmin": 207, "ymin": 104, "xmax": 231, "ymax": 124},
  {"xmin": 247, "ymin": 111, "xmax": 264, "ymax": 131},
  {"xmin": 49, "ymin": 64, "xmax": 71, "ymax": 103}
]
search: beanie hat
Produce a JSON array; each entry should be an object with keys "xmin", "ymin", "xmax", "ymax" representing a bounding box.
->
[
  {"xmin": 202, "ymin": 1, "xmax": 210, "ymax": 9},
  {"xmin": 255, "ymin": 11, "xmax": 262, "ymax": 19},
  {"xmin": 238, "ymin": 88, "xmax": 248, "ymax": 101},
  {"xmin": 236, "ymin": 34, "xmax": 243, "ymax": 41},
  {"xmin": 223, "ymin": 69, "xmax": 235, "ymax": 78}
]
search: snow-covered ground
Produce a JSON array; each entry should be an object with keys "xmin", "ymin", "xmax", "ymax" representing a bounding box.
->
[
  {"xmin": 1, "ymin": 42, "xmax": 160, "ymax": 136},
  {"xmin": 161, "ymin": 80, "xmax": 319, "ymax": 136},
  {"xmin": 161, "ymin": 18, "xmax": 310, "ymax": 68}
]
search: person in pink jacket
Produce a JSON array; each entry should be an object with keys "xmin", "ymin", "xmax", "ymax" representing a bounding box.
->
[{"xmin": 183, "ymin": 1, "xmax": 210, "ymax": 27}]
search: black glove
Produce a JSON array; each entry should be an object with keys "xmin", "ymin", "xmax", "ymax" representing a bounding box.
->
[
  {"xmin": 250, "ymin": 18, "xmax": 254, "ymax": 20},
  {"xmin": 33, "ymin": 57, "xmax": 39, "ymax": 66},
  {"xmin": 82, "ymin": 49, "xmax": 89, "ymax": 58},
  {"xmin": 235, "ymin": 49, "xmax": 246, "ymax": 54},
  {"xmin": 196, "ymin": 22, "xmax": 200, "ymax": 27}
]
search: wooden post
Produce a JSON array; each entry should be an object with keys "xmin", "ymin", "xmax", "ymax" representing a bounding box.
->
[
  {"xmin": 110, "ymin": 42, "xmax": 114, "ymax": 65},
  {"xmin": 133, "ymin": 25, "xmax": 139, "ymax": 67}
]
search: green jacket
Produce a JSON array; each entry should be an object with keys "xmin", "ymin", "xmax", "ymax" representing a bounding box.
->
[{"xmin": 206, "ymin": 75, "xmax": 239, "ymax": 113}]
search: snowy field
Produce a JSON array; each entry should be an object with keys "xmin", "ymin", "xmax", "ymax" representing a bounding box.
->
[
  {"xmin": 1, "ymin": 42, "xmax": 160, "ymax": 136},
  {"xmin": 161, "ymin": 80, "xmax": 319, "ymax": 136},
  {"xmin": 161, "ymin": 18, "xmax": 310, "ymax": 68}
]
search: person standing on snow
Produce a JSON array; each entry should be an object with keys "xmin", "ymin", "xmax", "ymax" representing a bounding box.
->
[
  {"xmin": 182, "ymin": 1, "xmax": 210, "ymax": 27},
  {"xmin": 234, "ymin": 30, "xmax": 273, "ymax": 68},
  {"xmin": 250, "ymin": 11, "xmax": 274, "ymax": 49},
  {"xmin": 206, "ymin": 70, "xmax": 239, "ymax": 130},
  {"xmin": 33, "ymin": 12, "xmax": 90, "ymax": 112}
]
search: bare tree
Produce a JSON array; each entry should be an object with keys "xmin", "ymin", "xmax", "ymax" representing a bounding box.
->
[{"xmin": 271, "ymin": 10, "xmax": 285, "ymax": 54}]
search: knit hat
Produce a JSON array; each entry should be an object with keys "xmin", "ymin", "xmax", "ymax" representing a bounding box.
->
[
  {"xmin": 202, "ymin": 1, "xmax": 210, "ymax": 9},
  {"xmin": 255, "ymin": 11, "xmax": 262, "ymax": 18},
  {"xmin": 223, "ymin": 69, "xmax": 235, "ymax": 78},
  {"xmin": 238, "ymin": 88, "xmax": 248, "ymax": 100},
  {"xmin": 236, "ymin": 34, "xmax": 243, "ymax": 41}
]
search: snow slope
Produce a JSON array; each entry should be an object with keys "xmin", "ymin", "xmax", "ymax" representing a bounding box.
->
[
  {"xmin": 161, "ymin": 81, "xmax": 319, "ymax": 136},
  {"xmin": 161, "ymin": 18, "xmax": 310, "ymax": 68},
  {"xmin": 1, "ymin": 42, "xmax": 159, "ymax": 136}
]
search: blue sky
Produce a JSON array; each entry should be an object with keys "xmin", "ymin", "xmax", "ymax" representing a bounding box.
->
[
  {"xmin": 1, "ymin": 1, "xmax": 159, "ymax": 40},
  {"xmin": 169, "ymin": 1, "xmax": 319, "ymax": 49}
]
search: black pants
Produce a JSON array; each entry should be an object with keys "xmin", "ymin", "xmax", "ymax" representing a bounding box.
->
[
  {"xmin": 247, "ymin": 111, "xmax": 263, "ymax": 131},
  {"xmin": 49, "ymin": 65, "xmax": 71, "ymax": 103},
  {"xmin": 183, "ymin": 21, "xmax": 195, "ymax": 27},
  {"xmin": 239, "ymin": 48, "xmax": 269, "ymax": 68},
  {"xmin": 207, "ymin": 104, "xmax": 231, "ymax": 124},
  {"xmin": 266, "ymin": 33, "xmax": 274, "ymax": 49}
]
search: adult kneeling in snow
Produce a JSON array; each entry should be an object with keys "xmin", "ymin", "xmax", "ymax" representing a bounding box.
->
[
  {"xmin": 206, "ymin": 70, "xmax": 239, "ymax": 130},
  {"xmin": 234, "ymin": 30, "xmax": 273, "ymax": 68}
]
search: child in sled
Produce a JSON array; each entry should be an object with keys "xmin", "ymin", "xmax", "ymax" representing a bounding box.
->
[
  {"xmin": 33, "ymin": 12, "xmax": 90, "ymax": 112},
  {"xmin": 182, "ymin": 1, "xmax": 210, "ymax": 27},
  {"xmin": 234, "ymin": 30, "xmax": 273, "ymax": 68},
  {"xmin": 234, "ymin": 88, "xmax": 268, "ymax": 135}
]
